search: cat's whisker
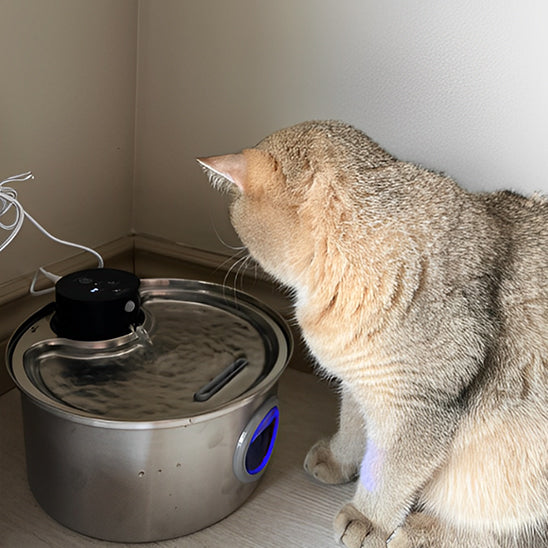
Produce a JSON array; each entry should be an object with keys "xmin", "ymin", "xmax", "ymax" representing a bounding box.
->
[
  {"xmin": 222, "ymin": 252, "xmax": 252, "ymax": 302},
  {"xmin": 234, "ymin": 253, "xmax": 253, "ymax": 292},
  {"xmin": 216, "ymin": 248, "xmax": 247, "ymax": 277},
  {"xmin": 210, "ymin": 219, "xmax": 246, "ymax": 253},
  {"xmin": 206, "ymin": 210, "xmax": 247, "ymax": 278}
]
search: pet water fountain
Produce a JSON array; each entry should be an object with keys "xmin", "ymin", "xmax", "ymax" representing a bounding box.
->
[{"xmin": 2, "ymin": 172, "xmax": 292, "ymax": 542}]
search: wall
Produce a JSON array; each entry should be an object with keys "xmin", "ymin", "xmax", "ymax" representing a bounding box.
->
[
  {"xmin": 2, "ymin": 1, "xmax": 547, "ymax": 275},
  {"xmin": 134, "ymin": 0, "xmax": 548, "ymax": 255},
  {"xmin": 0, "ymin": 0, "xmax": 138, "ymax": 284}
]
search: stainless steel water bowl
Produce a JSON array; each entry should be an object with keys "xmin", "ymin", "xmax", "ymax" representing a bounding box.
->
[{"xmin": 7, "ymin": 278, "xmax": 292, "ymax": 542}]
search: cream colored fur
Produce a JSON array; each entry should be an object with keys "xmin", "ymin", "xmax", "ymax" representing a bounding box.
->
[{"xmin": 198, "ymin": 120, "xmax": 548, "ymax": 547}]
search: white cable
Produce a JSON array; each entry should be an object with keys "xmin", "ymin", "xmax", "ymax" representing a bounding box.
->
[
  {"xmin": 0, "ymin": 172, "xmax": 31, "ymax": 252},
  {"xmin": 30, "ymin": 267, "xmax": 62, "ymax": 296},
  {"xmin": 0, "ymin": 171, "xmax": 104, "ymax": 296}
]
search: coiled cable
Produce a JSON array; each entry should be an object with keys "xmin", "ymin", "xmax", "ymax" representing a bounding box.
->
[{"xmin": 0, "ymin": 171, "xmax": 104, "ymax": 295}]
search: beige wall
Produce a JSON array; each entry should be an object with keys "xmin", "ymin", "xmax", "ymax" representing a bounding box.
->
[
  {"xmin": 2, "ymin": 0, "xmax": 547, "ymax": 284},
  {"xmin": 133, "ymin": 0, "xmax": 548, "ymax": 255},
  {"xmin": 0, "ymin": 0, "xmax": 137, "ymax": 283}
]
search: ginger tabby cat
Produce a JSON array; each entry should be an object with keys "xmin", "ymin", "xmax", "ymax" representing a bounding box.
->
[{"xmin": 198, "ymin": 120, "xmax": 548, "ymax": 547}]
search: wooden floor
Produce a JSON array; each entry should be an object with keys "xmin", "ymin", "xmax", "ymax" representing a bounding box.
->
[{"xmin": 0, "ymin": 368, "xmax": 355, "ymax": 548}]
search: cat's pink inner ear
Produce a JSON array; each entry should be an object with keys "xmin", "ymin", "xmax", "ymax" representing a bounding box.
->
[{"xmin": 196, "ymin": 153, "xmax": 247, "ymax": 191}]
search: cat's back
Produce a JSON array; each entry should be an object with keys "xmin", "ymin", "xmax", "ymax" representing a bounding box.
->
[
  {"xmin": 483, "ymin": 189, "xmax": 547, "ymax": 245},
  {"xmin": 479, "ymin": 190, "xmax": 547, "ymax": 383},
  {"xmin": 422, "ymin": 190, "xmax": 548, "ymax": 531},
  {"xmin": 481, "ymin": 190, "xmax": 547, "ymax": 295}
]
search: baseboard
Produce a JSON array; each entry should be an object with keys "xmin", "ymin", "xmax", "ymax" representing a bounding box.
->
[
  {"xmin": 0, "ymin": 236, "xmax": 135, "ymax": 308},
  {"xmin": 133, "ymin": 233, "xmax": 270, "ymax": 281},
  {"xmin": 0, "ymin": 233, "xmax": 267, "ymax": 309}
]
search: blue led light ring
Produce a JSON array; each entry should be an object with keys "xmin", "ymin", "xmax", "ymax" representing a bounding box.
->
[
  {"xmin": 245, "ymin": 406, "xmax": 279, "ymax": 475},
  {"xmin": 233, "ymin": 397, "xmax": 280, "ymax": 483}
]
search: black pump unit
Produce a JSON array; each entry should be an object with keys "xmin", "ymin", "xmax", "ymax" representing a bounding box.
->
[{"xmin": 50, "ymin": 268, "xmax": 142, "ymax": 341}]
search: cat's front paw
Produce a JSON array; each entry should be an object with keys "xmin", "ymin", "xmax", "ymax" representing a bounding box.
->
[
  {"xmin": 304, "ymin": 439, "xmax": 358, "ymax": 484},
  {"xmin": 334, "ymin": 504, "xmax": 386, "ymax": 548}
]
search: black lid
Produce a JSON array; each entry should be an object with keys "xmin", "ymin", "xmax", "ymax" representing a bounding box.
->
[{"xmin": 51, "ymin": 268, "xmax": 142, "ymax": 341}]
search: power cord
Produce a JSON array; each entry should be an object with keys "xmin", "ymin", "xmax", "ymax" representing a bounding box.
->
[{"xmin": 0, "ymin": 171, "xmax": 104, "ymax": 295}]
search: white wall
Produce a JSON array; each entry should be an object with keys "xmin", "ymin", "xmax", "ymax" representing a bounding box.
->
[
  {"xmin": 0, "ymin": 0, "xmax": 137, "ymax": 283},
  {"xmin": 134, "ymin": 0, "xmax": 548, "ymax": 255},
  {"xmin": 2, "ymin": 1, "xmax": 546, "ymax": 284}
]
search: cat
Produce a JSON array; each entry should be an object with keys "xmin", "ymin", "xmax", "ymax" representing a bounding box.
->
[{"xmin": 197, "ymin": 120, "xmax": 548, "ymax": 548}]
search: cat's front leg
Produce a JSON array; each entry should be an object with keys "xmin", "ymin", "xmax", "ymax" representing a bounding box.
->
[
  {"xmin": 304, "ymin": 386, "xmax": 366, "ymax": 484},
  {"xmin": 334, "ymin": 406, "xmax": 458, "ymax": 548}
]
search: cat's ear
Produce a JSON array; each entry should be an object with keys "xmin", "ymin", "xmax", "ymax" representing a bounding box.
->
[{"xmin": 196, "ymin": 153, "xmax": 247, "ymax": 192}]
